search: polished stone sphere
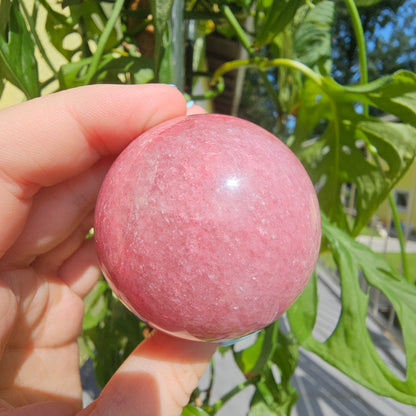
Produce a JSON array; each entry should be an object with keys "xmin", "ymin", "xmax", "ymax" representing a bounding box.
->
[{"xmin": 95, "ymin": 114, "xmax": 321, "ymax": 342}]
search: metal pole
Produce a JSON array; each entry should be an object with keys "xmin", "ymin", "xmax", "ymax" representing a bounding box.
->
[{"xmin": 171, "ymin": 0, "xmax": 185, "ymax": 91}]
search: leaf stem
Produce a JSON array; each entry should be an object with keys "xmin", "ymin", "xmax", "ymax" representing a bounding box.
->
[
  {"xmin": 343, "ymin": 0, "xmax": 368, "ymax": 88},
  {"xmin": 212, "ymin": 376, "xmax": 260, "ymax": 413},
  {"xmin": 84, "ymin": 0, "xmax": 124, "ymax": 84},
  {"xmin": 211, "ymin": 58, "xmax": 323, "ymax": 89},
  {"xmin": 204, "ymin": 358, "xmax": 215, "ymax": 405},
  {"xmin": 267, "ymin": 58, "xmax": 323, "ymax": 87},
  {"xmin": 388, "ymin": 193, "xmax": 410, "ymax": 281},
  {"xmin": 221, "ymin": 5, "xmax": 255, "ymax": 56}
]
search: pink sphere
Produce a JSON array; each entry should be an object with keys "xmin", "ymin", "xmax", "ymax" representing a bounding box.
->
[{"xmin": 95, "ymin": 114, "xmax": 321, "ymax": 342}]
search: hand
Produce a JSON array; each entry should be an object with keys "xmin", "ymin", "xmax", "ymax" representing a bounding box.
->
[{"xmin": 0, "ymin": 85, "xmax": 216, "ymax": 416}]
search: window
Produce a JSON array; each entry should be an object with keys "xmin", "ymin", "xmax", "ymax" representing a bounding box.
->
[{"xmin": 394, "ymin": 189, "xmax": 410, "ymax": 212}]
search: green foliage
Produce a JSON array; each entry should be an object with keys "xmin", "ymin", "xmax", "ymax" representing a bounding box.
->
[
  {"xmin": 288, "ymin": 215, "xmax": 416, "ymax": 405},
  {"xmin": 246, "ymin": 327, "xmax": 299, "ymax": 415},
  {"xmin": 291, "ymin": 70, "xmax": 416, "ymax": 235},
  {"xmin": 149, "ymin": 0, "xmax": 175, "ymax": 80},
  {"xmin": 181, "ymin": 404, "xmax": 211, "ymax": 415},
  {"xmin": 1, "ymin": 0, "xmax": 416, "ymax": 414},
  {"xmin": 292, "ymin": 0, "xmax": 334, "ymax": 74},
  {"xmin": 254, "ymin": 0, "xmax": 305, "ymax": 48},
  {"xmin": 0, "ymin": 0, "xmax": 39, "ymax": 98},
  {"xmin": 81, "ymin": 278, "xmax": 147, "ymax": 388}
]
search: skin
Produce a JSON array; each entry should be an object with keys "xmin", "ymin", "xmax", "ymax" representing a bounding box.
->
[{"xmin": 0, "ymin": 84, "xmax": 216, "ymax": 416}]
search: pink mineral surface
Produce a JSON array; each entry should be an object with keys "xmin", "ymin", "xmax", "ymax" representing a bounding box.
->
[{"xmin": 95, "ymin": 114, "xmax": 321, "ymax": 342}]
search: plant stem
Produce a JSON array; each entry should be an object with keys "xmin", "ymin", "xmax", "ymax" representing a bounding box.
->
[
  {"xmin": 204, "ymin": 358, "xmax": 215, "ymax": 405},
  {"xmin": 221, "ymin": 5, "xmax": 255, "ymax": 56},
  {"xmin": 343, "ymin": 0, "xmax": 368, "ymax": 89},
  {"xmin": 171, "ymin": 0, "xmax": 185, "ymax": 91},
  {"xmin": 211, "ymin": 58, "xmax": 323, "ymax": 89},
  {"xmin": 388, "ymin": 193, "xmax": 410, "ymax": 281},
  {"xmin": 84, "ymin": 0, "xmax": 124, "ymax": 84},
  {"xmin": 267, "ymin": 58, "xmax": 323, "ymax": 86},
  {"xmin": 212, "ymin": 376, "xmax": 260, "ymax": 413}
]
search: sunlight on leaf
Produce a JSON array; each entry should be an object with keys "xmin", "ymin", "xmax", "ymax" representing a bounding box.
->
[
  {"xmin": 181, "ymin": 404, "xmax": 210, "ymax": 416},
  {"xmin": 288, "ymin": 215, "xmax": 416, "ymax": 406},
  {"xmin": 254, "ymin": 0, "xmax": 305, "ymax": 48},
  {"xmin": 0, "ymin": 1, "xmax": 39, "ymax": 98},
  {"xmin": 290, "ymin": 70, "xmax": 416, "ymax": 236}
]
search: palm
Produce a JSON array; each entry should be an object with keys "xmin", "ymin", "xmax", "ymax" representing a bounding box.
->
[
  {"xmin": 0, "ymin": 161, "xmax": 104, "ymax": 413},
  {"xmin": 0, "ymin": 269, "xmax": 84, "ymax": 413}
]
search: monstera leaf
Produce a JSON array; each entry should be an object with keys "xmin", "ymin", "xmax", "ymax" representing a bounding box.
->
[
  {"xmin": 39, "ymin": 0, "xmax": 120, "ymax": 62},
  {"xmin": 290, "ymin": 70, "xmax": 416, "ymax": 236},
  {"xmin": 288, "ymin": 215, "xmax": 416, "ymax": 405},
  {"xmin": 293, "ymin": 0, "xmax": 334, "ymax": 74},
  {"xmin": 271, "ymin": 0, "xmax": 335, "ymax": 115}
]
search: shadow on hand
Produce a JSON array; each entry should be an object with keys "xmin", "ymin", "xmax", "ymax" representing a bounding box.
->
[{"xmin": 83, "ymin": 371, "xmax": 160, "ymax": 415}]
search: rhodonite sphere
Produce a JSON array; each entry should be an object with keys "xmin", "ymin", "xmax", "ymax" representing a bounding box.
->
[{"xmin": 94, "ymin": 114, "xmax": 321, "ymax": 342}]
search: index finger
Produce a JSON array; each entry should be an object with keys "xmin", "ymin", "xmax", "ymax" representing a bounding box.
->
[{"xmin": 0, "ymin": 84, "xmax": 186, "ymax": 257}]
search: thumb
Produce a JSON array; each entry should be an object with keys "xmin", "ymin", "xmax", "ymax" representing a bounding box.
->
[{"xmin": 80, "ymin": 331, "xmax": 216, "ymax": 416}]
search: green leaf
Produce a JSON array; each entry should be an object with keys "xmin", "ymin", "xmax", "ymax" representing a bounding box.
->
[
  {"xmin": 69, "ymin": 0, "xmax": 119, "ymax": 50},
  {"xmin": 149, "ymin": 0, "xmax": 175, "ymax": 80},
  {"xmin": 254, "ymin": 0, "xmax": 305, "ymax": 48},
  {"xmin": 40, "ymin": 0, "xmax": 120, "ymax": 62},
  {"xmin": 288, "ymin": 215, "xmax": 416, "ymax": 406},
  {"xmin": 83, "ymin": 279, "xmax": 109, "ymax": 330},
  {"xmin": 157, "ymin": 29, "xmax": 175, "ymax": 84},
  {"xmin": 233, "ymin": 324, "xmax": 298, "ymax": 415},
  {"xmin": 39, "ymin": 0, "xmax": 76, "ymax": 61},
  {"xmin": 285, "ymin": 270, "xmax": 318, "ymax": 345},
  {"xmin": 248, "ymin": 362, "xmax": 297, "ymax": 416},
  {"xmin": 181, "ymin": 405, "xmax": 210, "ymax": 416},
  {"xmin": 291, "ymin": 71, "xmax": 416, "ymax": 235},
  {"xmin": 351, "ymin": 70, "xmax": 416, "ymax": 127},
  {"xmin": 0, "ymin": 0, "xmax": 11, "ymax": 36},
  {"xmin": 293, "ymin": 0, "xmax": 335, "ymax": 74},
  {"xmin": 82, "ymin": 281, "xmax": 147, "ymax": 387},
  {"xmin": 248, "ymin": 399, "xmax": 279, "ymax": 416},
  {"xmin": 234, "ymin": 322, "xmax": 279, "ymax": 377},
  {"xmin": 0, "ymin": 1, "xmax": 39, "ymax": 98},
  {"xmin": 0, "ymin": 0, "xmax": 9, "ymax": 95},
  {"xmin": 270, "ymin": 1, "xmax": 335, "ymax": 114},
  {"xmin": 272, "ymin": 331, "xmax": 299, "ymax": 389}
]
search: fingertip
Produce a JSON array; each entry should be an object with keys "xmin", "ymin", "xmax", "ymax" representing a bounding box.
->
[
  {"xmin": 137, "ymin": 330, "xmax": 217, "ymax": 363},
  {"xmin": 83, "ymin": 330, "xmax": 216, "ymax": 416},
  {"xmin": 186, "ymin": 104, "xmax": 207, "ymax": 116},
  {"xmin": 137, "ymin": 84, "xmax": 188, "ymax": 132}
]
